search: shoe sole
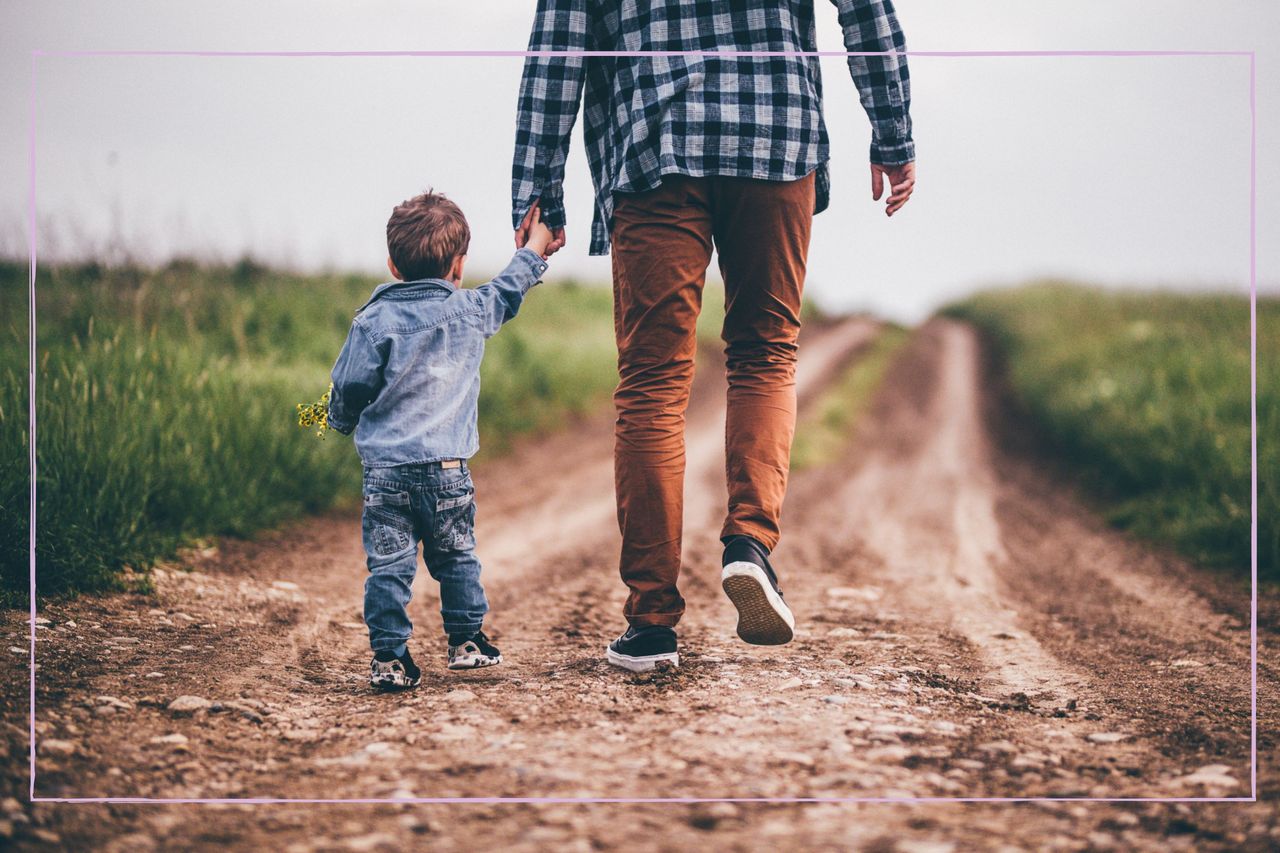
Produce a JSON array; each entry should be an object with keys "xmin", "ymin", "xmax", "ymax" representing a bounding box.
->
[
  {"xmin": 721, "ymin": 562, "xmax": 795, "ymax": 645},
  {"xmin": 605, "ymin": 646, "xmax": 679, "ymax": 673},
  {"xmin": 370, "ymin": 674, "xmax": 421, "ymax": 690},
  {"xmin": 447, "ymin": 654, "xmax": 503, "ymax": 670}
]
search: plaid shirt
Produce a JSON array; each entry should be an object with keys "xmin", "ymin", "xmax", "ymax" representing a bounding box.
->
[{"xmin": 511, "ymin": 0, "xmax": 914, "ymax": 256}]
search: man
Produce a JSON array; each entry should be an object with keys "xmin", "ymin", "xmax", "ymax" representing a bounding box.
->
[{"xmin": 511, "ymin": 0, "xmax": 915, "ymax": 672}]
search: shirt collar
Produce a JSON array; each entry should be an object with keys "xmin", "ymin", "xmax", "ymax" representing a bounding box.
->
[{"xmin": 357, "ymin": 277, "xmax": 456, "ymax": 313}]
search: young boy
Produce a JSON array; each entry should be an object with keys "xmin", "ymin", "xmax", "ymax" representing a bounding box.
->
[{"xmin": 326, "ymin": 190, "xmax": 553, "ymax": 689}]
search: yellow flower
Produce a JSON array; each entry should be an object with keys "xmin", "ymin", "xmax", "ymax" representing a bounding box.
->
[{"xmin": 295, "ymin": 383, "xmax": 333, "ymax": 439}]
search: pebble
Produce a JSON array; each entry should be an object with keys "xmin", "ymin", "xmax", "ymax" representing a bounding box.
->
[
  {"xmin": 444, "ymin": 689, "xmax": 477, "ymax": 703},
  {"xmin": 776, "ymin": 677, "xmax": 803, "ymax": 690},
  {"xmin": 1086, "ymin": 732, "xmax": 1129, "ymax": 744},
  {"xmin": 148, "ymin": 733, "xmax": 189, "ymax": 746},
  {"xmin": 827, "ymin": 627, "xmax": 863, "ymax": 638},
  {"xmin": 896, "ymin": 841, "xmax": 954, "ymax": 853},
  {"xmin": 342, "ymin": 832, "xmax": 398, "ymax": 852},
  {"xmin": 271, "ymin": 581, "xmax": 301, "ymax": 591},
  {"xmin": 827, "ymin": 586, "xmax": 882, "ymax": 601},
  {"xmin": 977, "ymin": 740, "xmax": 1018, "ymax": 754},
  {"xmin": 1175, "ymin": 764, "xmax": 1238, "ymax": 790},
  {"xmin": 822, "ymin": 695, "xmax": 850, "ymax": 705},
  {"xmin": 168, "ymin": 695, "xmax": 211, "ymax": 714},
  {"xmin": 145, "ymin": 672, "xmax": 165, "ymax": 679},
  {"xmin": 41, "ymin": 739, "xmax": 76, "ymax": 756}
]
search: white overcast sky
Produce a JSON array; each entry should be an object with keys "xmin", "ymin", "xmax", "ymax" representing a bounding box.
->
[{"xmin": 2, "ymin": 1, "xmax": 1276, "ymax": 322}]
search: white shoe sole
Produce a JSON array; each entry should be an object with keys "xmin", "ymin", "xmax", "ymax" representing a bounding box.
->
[
  {"xmin": 370, "ymin": 673, "xmax": 421, "ymax": 689},
  {"xmin": 447, "ymin": 654, "xmax": 502, "ymax": 670},
  {"xmin": 605, "ymin": 646, "xmax": 679, "ymax": 673},
  {"xmin": 721, "ymin": 562, "xmax": 795, "ymax": 645}
]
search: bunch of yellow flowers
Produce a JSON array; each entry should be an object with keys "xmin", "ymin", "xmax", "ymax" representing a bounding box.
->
[{"xmin": 296, "ymin": 384, "xmax": 333, "ymax": 439}]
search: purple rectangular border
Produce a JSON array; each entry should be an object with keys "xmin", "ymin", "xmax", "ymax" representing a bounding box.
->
[{"xmin": 25, "ymin": 47, "xmax": 1259, "ymax": 806}]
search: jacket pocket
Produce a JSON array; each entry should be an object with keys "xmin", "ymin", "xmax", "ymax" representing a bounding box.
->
[
  {"xmin": 362, "ymin": 489, "xmax": 413, "ymax": 557},
  {"xmin": 433, "ymin": 485, "xmax": 476, "ymax": 552}
]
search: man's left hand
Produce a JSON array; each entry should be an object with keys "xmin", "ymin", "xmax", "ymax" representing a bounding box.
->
[{"xmin": 871, "ymin": 162, "xmax": 916, "ymax": 217}]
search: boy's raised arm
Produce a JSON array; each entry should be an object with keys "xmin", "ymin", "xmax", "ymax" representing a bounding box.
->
[
  {"xmin": 327, "ymin": 319, "xmax": 386, "ymax": 435},
  {"xmin": 470, "ymin": 249, "xmax": 549, "ymax": 339},
  {"xmin": 511, "ymin": 0, "xmax": 589, "ymax": 236}
]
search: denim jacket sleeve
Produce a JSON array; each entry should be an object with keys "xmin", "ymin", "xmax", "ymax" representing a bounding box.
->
[
  {"xmin": 468, "ymin": 248, "xmax": 550, "ymax": 338},
  {"xmin": 327, "ymin": 318, "xmax": 385, "ymax": 435}
]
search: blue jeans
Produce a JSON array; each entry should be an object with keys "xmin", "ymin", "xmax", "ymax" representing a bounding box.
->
[{"xmin": 361, "ymin": 461, "xmax": 487, "ymax": 653}]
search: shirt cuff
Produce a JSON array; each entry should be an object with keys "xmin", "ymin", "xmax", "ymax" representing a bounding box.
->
[
  {"xmin": 326, "ymin": 412, "xmax": 355, "ymax": 436},
  {"xmin": 511, "ymin": 248, "xmax": 549, "ymax": 289},
  {"xmin": 537, "ymin": 193, "xmax": 567, "ymax": 230},
  {"xmin": 870, "ymin": 138, "xmax": 915, "ymax": 166}
]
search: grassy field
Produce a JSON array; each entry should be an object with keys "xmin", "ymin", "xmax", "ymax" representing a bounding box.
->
[
  {"xmin": 945, "ymin": 283, "xmax": 1277, "ymax": 581},
  {"xmin": 0, "ymin": 260, "xmax": 619, "ymax": 606},
  {"xmin": 790, "ymin": 323, "xmax": 908, "ymax": 471}
]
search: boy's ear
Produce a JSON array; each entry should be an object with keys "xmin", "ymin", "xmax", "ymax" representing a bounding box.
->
[
  {"xmin": 387, "ymin": 257, "xmax": 402, "ymax": 280},
  {"xmin": 451, "ymin": 254, "xmax": 467, "ymax": 282}
]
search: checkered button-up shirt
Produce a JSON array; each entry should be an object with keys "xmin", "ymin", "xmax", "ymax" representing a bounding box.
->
[{"xmin": 511, "ymin": 0, "xmax": 914, "ymax": 256}]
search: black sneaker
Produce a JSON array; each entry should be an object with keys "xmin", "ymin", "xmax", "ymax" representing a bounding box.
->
[
  {"xmin": 605, "ymin": 625, "xmax": 679, "ymax": 672},
  {"xmin": 370, "ymin": 648, "xmax": 422, "ymax": 690},
  {"xmin": 447, "ymin": 630, "xmax": 503, "ymax": 670},
  {"xmin": 721, "ymin": 535, "xmax": 795, "ymax": 645}
]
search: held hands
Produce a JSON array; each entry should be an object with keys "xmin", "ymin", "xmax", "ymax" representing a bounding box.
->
[
  {"xmin": 515, "ymin": 201, "xmax": 565, "ymax": 259},
  {"xmin": 871, "ymin": 161, "xmax": 916, "ymax": 217}
]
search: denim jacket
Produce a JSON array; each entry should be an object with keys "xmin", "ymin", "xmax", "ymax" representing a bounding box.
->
[{"xmin": 327, "ymin": 248, "xmax": 549, "ymax": 466}]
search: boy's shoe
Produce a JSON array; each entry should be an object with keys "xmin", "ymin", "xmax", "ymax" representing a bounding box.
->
[
  {"xmin": 721, "ymin": 535, "xmax": 795, "ymax": 646},
  {"xmin": 605, "ymin": 625, "xmax": 679, "ymax": 672},
  {"xmin": 370, "ymin": 648, "xmax": 422, "ymax": 690},
  {"xmin": 447, "ymin": 631, "xmax": 503, "ymax": 670}
]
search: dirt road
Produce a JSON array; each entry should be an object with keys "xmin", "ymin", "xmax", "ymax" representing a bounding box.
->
[{"xmin": 3, "ymin": 318, "xmax": 1274, "ymax": 851}]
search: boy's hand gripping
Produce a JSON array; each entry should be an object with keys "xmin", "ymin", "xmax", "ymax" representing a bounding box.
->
[{"xmin": 515, "ymin": 202, "xmax": 562, "ymax": 258}]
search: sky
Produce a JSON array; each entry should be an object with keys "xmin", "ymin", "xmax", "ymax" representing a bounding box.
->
[{"xmin": 1, "ymin": 1, "xmax": 1276, "ymax": 322}]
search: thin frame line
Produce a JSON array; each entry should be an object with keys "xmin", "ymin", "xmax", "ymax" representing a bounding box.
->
[
  {"xmin": 1248, "ymin": 50, "xmax": 1258, "ymax": 802},
  {"xmin": 29, "ymin": 796, "xmax": 1259, "ymax": 805},
  {"xmin": 32, "ymin": 48, "xmax": 1254, "ymax": 58},
  {"xmin": 27, "ymin": 48, "xmax": 38, "ymax": 805},
  {"xmin": 26, "ymin": 47, "xmax": 1260, "ymax": 807}
]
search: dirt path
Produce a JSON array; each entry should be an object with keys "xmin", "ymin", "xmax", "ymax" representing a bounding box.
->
[{"xmin": 3, "ymin": 319, "xmax": 1275, "ymax": 851}]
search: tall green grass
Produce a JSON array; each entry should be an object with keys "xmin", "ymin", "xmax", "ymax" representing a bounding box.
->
[
  {"xmin": 945, "ymin": 283, "xmax": 1277, "ymax": 581},
  {"xmin": 0, "ymin": 260, "xmax": 618, "ymax": 606},
  {"xmin": 791, "ymin": 324, "xmax": 908, "ymax": 471}
]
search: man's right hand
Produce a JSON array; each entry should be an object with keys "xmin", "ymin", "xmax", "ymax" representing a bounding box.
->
[
  {"xmin": 521, "ymin": 205, "xmax": 555, "ymax": 258},
  {"xmin": 871, "ymin": 161, "xmax": 916, "ymax": 217},
  {"xmin": 516, "ymin": 200, "xmax": 566, "ymax": 256}
]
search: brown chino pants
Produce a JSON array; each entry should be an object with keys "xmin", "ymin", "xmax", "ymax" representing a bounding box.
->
[{"xmin": 610, "ymin": 172, "xmax": 815, "ymax": 627}]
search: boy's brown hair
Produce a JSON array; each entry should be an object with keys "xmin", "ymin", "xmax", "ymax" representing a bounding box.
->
[{"xmin": 386, "ymin": 190, "xmax": 471, "ymax": 280}]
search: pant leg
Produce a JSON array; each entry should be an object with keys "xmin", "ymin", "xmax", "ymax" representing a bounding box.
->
[
  {"xmin": 711, "ymin": 173, "xmax": 815, "ymax": 551},
  {"xmin": 421, "ymin": 469, "xmax": 488, "ymax": 637},
  {"xmin": 610, "ymin": 175, "xmax": 714, "ymax": 627},
  {"xmin": 362, "ymin": 479, "xmax": 421, "ymax": 654}
]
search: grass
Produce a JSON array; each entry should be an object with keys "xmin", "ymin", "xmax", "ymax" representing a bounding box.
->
[
  {"xmin": 944, "ymin": 283, "xmax": 1277, "ymax": 581},
  {"xmin": 790, "ymin": 323, "xmax": 909, "ymax": 471},
  {"xmin": 0, "ymin": 259, "xmax": 619, "ymax": 606}
]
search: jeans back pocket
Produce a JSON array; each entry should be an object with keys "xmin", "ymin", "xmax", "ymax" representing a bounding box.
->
[
  {"xmin": 363, "ymin": 489, "xmax": 413, "ymax": 557},
  {"xmin": 433, "ymin": 485, "xmax": 476, "ymax": 553}
]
